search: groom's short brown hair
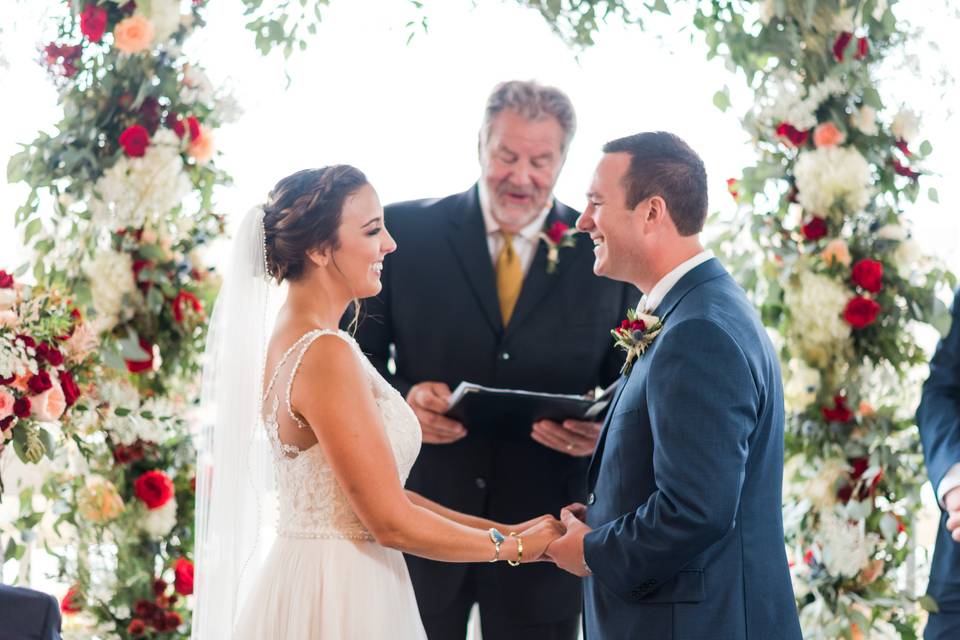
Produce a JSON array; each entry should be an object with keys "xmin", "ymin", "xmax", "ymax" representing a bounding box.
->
[{"xmin": 602, "ymin": 132, "xmax": 708, "ymax": 236}]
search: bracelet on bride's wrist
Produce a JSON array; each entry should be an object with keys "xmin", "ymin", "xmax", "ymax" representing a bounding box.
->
[
  {"xmin": 507, "ymin": 532, "xmax": 522, "ymax": 567},
  {"xmin": 488, "ymin": 528, "xmax": 505, "ymax": 563}
]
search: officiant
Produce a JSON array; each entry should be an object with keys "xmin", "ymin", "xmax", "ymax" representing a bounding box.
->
[{"xmin": 350, "ymin": 80, "xmax": 638, "ymax": 639}]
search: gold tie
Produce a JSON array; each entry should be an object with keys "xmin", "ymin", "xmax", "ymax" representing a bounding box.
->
[{"xmin": 496, "ymin": 232, "xmax": 523, "ymax": 325}]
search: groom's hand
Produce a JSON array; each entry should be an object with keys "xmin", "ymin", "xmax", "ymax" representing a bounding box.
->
[
  {"xmin": 531, "ymin": 419, "xmax": 600, "ymax": 457},
  {"xmin": 544, "ymin": 508, "xmax": 592, "ymax": 577},
  {"xmin": 406, "ymin": 382, "xmax": 467, "ymax": 444}
]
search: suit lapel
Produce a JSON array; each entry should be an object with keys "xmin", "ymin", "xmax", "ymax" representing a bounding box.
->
[
  {"xmin": 446, "ymin": 187, "xmax": 503, "ymax": 335},
  {"xmin": 586, "ymin": 374, "xmax": 629, "ymax": 488},
  {"xmin": 505, "ymin": 205, "xmax": 581, "ymax": 334}
]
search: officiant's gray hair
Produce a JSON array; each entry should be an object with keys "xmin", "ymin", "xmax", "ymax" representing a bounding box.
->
[{"xmin": 480, "ymin": 80, "xmax": 577, "ymax": 154}]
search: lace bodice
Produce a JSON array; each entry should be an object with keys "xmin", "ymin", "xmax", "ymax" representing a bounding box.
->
[{"xmin": 262, "ymin": 329, "xmax": 422, "ymax": 540}]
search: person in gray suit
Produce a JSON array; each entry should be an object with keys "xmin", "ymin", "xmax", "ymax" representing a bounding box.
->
[{"xmin": 547, "ymin": 132, "xmax": 802, "ymax": 639}]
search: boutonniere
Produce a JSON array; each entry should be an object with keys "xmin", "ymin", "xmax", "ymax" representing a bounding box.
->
[
  {"xmin": 539, "ymin": 222, "xmax": 577, "ymax": 274},
  {"xmin": 611, "ymin": 309, "xmax": 664, "ymax": 375}
]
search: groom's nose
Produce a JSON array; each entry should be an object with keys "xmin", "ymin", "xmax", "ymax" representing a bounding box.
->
[{"xmin": 576, "ymin": 206, "xmax": 594, "ymax": 232}]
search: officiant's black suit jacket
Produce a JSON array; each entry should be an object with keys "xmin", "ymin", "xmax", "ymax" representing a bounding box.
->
[{"xmin": 352, "ymin": 184, "xmax": 638, "ymax": 625}]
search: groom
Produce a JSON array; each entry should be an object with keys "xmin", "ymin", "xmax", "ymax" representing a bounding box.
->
[{"xmin": 547, "ymin": 132, "xmax": 802, "ymax": 638}]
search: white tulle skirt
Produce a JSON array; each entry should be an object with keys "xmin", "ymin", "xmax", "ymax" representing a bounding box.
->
[{"xmin": 233, "ymin": 536, "xmax": 428, "ymax": 639}]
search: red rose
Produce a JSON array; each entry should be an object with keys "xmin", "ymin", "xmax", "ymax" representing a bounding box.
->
[
  {"xmin": 619, "ymin": 319, "xmax": 630, "ymax": 330},
  {"xmin": 857, "ymin": 37, "xmax": 869, "ymax": 59},
  {"xmin": 127, "ymin": 619, "xmax": 147, "ymax": 637},
  {"xmin": 119, "ymin": 124, "xmax": 150, "ymax": 157},
  {"xmin": 630, "ymin": 319, "xmax": 646, "ymax": 332},
  {"xmin": 113, "ymin": 441, "xmax": 145, "ymax": 464},
  {"xmin": 172, "ymin": 290, "xmax": 204, "ymax": 324},
  {"xmin": 61, "ymin": 586, "xmax": 82, "ymax": 615},
  {"xmin": 776, "ymin": 122, "xmax": 809, "ymax": 147},
  {"xmin": 153, "ymin": 578, "xmax": 168, "ymax": 597},
  {"xmin": 134, "ymin": 599, "xmax": 156, "ymax": 619},
  {"xmin": 174, "ymin": 557, "xmax": 194, "ymax": 595},
  {"xmin": 16, "ymin": 335, "xmax": 36, "ymax": 350},
  {"xmin": 844, "ymin": 296, "xmax": 881, "ymax": 329},
  {"xmin": 139, "ymin": 96, "xmax": 161, "ymax": 134},
  {"xmin": 851, "ymin": 259, "xmax": 883, "ymax": 293},
  {"xmin": 134, "ymin": 470, "xmax": 175, "ymax": 509},
  {"xmin": 60, "ymin": 370, "xmax": 81, "ymax": 407},
  {"xmin": 0, "ymin": 270, "xmax": 13, "ymax": 288},
  {"xmin": 164, "ymin": 611, "xmax": 183, "ymax": 631},
  {"xmin": 803, "ymin": 549, "xmax": 815, "ymax": 565},
  {"xmin": 80, "ymin": 4, "xmax": 108, "ymax": 43},
  {"xmin": 545, "ymin": 221, "xmax": 570, "ymax": 244},
  {"xmin": 0, "ymin": 374, "xmax": 14, "ymax": 385},
  {"xmin": 833, "ymin": 32, "xmax": 869, "ymax": 62},
  {"xmin": 821, "ymin": 395, "xmax": 853, "ymax": 423},
  {"xmin": 895, "ymin": 139, "xmax": 911, "ymax": 157},
  {"xmin": 726, "ymin": 178, "xmax": 739, "ymax": 201},
  {"xmin": 125, "ymin": 338, "xmax": 155, "ymax": 374},
  {"xmin": 1, "ymin": 416, "xmax": 14, "ymax": 432},
  {"xmin": 168, "ymin": 114, "xmax": 186, "ymax": 138},
  {"xmin": 13, "ymin": 397, "xmax": 31, "ymax": 418},
  {"xmin": 187, "ymin": 115, "xmax": 201, "ymax": 141},
  {"xmin": 28, "ymin": 370, "xmax": 53, "ymax": 394},
  {"xmin": 36, "ymin": 342, "xmax": 65, "ymax": 367},
  {"xmin": 892, "ymin": 158, "xmax": 920, "ymax": 180},
  {"xmin": 801, "ymin": 217, "xmax": 828, "ymax": 241}
]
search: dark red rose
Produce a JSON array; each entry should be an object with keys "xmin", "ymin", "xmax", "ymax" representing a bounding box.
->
[
  {"xmin": 28, "ymin": 370, "xmax": 53, "ymax": 394},
  {"xmin": 60, "ymin": 370, "xmax": 81, "ymax": 407},
  {"xmin": 36, "ymin": 342, "xmax": 65, "ymax": 367},
  {"xmin": 174, "ymin": 557, "xmax": 194, "ymax": 595},
  {"xmin": 139, "ymin": 96, "xmax": 161, "ymax": 134},
  {"xmin": 0, "ymin": 416, "xmax": 14, "ymax": 432},
  {"xmin": 776, "ymin": 122, "xmax": 809, "ymax": 147},
  {"xmin": 153, "ymin": 578, "xmax": 168, "ymax": 597},
  {"xmin": 801, "ymin": 217, "xmax": 828, "ymax": 241},
  {"xmin": 125, "ymin": 338, "xmax": 155, "ymax": 374},
  {"xmin": 80, "ymin": 4, "xmax": 108, "ymax": 43},
  {"xmin": 134, "ymin": 470, "xmax": 175, "ymax": 509},
  {"xmin": 113, "ymin": 441, "xmax": 145, "ymax": 464},
  {"xmin": 821, "ymin": 395, "xmax": 853, "ymax": 423},
  {"xmin": 16, "ymin": 335, "xmax": 36, "ymax": 350},
  {"xmin": 60, "ymin": 586, "xmax": 82, "ymax": 615},
  {"xmin": 0, "ymin": 374, "xmax": 14, "ymax": 385},
  {"xmin": 803, "ymin": 549, "xmax": 815, "ymax": 565},
  {"xmin": 0, "ymin": 270, "xmax": 13, "ymax": 288},
  {"xmin": 167, "ymin": 112, "xmax": 186, "ymax": 138},
  {"xmin": 844, "ymin": 296, "xmax": 881, "ymax": 329},
  {"xmin": 892, "ymin": 158, "xmax": 920, "ymax": 180},
  {"xmin": 895, "ymin": 139, "xmax": 911, "ymax": 157},
  {"xmin": 545, "ymin": 221, "xmax": 570, "ymax": 244},
  {"xmin": 630, "ymin": 319, "xmax": 646, "ymax": 332},
  {"xmin": 187, "ymin": 115, "xmax": 201, "ymax": 141},
  {"xmin": 833, "ymin": 32, "xmax": 853, "ymax": 61},
  {"xmin": 172, "ymin": 290, "xmax": 203, "ymax": 324},
  {"xmin": 620, "ymin": 319, "xmax": 630, "ymax": 330},
  {"xmin": 857, "ymin": 37, "xmax": 869, "ymax": 59},
  {"xmin": 851, "ymin": 259, "xmax": 883, "ymax": 293},
  {"xmin": 164, "ymin": 611, "xmax": 183, "ymax": 631},
  {"xmin": 190, "ymin": 475, "xmax": 196, "ymax": 492},
  {"xmin": 13, "ymin": 397, "xmax": 31, "ymax": 418},
  {"xmin": 127, "ymin": 619, "xmax": 147, "ymax": 637},
  {"xmin": 134, "ymin": 599, "xmax": 156, "ymax": 619},
  {"xmin": 119, "ymin": 124, "xmax": 150, "ymax": 157}
]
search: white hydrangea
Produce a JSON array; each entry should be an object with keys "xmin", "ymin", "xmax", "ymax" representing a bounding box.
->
[
  {"xmin": 794, "ymin": 146, "xmax": 872, "ymax": 215},
  {"xmin": 83, "ymin": 250, "xmax": 136, "ymax": 331},
  {"xmin": 891, "ymin": 109, "xmax": 921, "ymax": 143},
  {"xmin": 876, "ymin": 224, "xmax": 908, "ymax": 241},
  {"xmin": 783, "ymin": 270, "xmax": 852, "ymax": 368},
  {"xmin": 761, "ymin": 75, "xmax": 845, "ymax": 131},
  {"xmin": 213, "ymin": 91, "xmax": 243, "ymax": 124},
  {"xmin": 849, "ymin": 105, "xmax": 878, "ymax": 136},
  {"xmin": 146, "ymin": 0, "xmax": 182, "ymax": 43},
  {"xmin": 893, "ymin": 238, "xmax": 924, "ymax": 276},
  {"xmin": 180, "ymin": 65, "xmax": 216, "ymax": 106},
  {"xmin": 803, "ymin": 458, "xmax": 848, "ymax": 510},
  {"xmin": 783, "ymin": 358, "xmax": 821, "ymax": 413},
  {"xmin": 142, "ymin": 497, "xmax": 178, "ymax": 539},
  {"xmin": 90, "ymin": 129, "xmax": 191, "ymax": 230},
  {"xmin": 0, "ymin": 288, "xmax": 16, "ymax": 310},
  {"xmin": 99, "ymin": 378, "xmax": 141, "ymax": 410},
  {"xmin": 0, "ymin": 337, "xmax": 37, "ymax": 379},
  {"xmin": 819, "ymin": 512, "xmax": 879, "ymax": 578}
]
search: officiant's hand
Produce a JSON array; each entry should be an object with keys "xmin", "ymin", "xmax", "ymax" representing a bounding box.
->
[
  {"xmin": 531, "ymin": 419, "xmax": 600, "ymax": 457},
  {"xmin": 406, "ymin": 381, "xmax": 467, "ymax": 444},
  {"xmin": 543, "ymin": 508, "xmax": 592, "ymax": 577},
  {"xmin": 944, "ymin": 487, "xmax": 960, "ymax": 542}
]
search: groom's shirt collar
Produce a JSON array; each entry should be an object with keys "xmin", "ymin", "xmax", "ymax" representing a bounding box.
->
[{"xmin": 638, "ymin": 250, "xmax": 714, "ymax": 314}]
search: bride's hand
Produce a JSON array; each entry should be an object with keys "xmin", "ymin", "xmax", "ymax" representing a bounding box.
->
[
  {"xmin": 510, "ymin": 516, "xmax": 565, "ymax": 563},
  {"xmin": 503, "ymin": 513, "xmax": 555, "ymax": 534}
]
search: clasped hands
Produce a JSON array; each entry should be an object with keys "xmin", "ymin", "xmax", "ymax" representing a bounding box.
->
[{"xmin": 508, "ymin": 502, "xmax": 592, "ymax": 576}]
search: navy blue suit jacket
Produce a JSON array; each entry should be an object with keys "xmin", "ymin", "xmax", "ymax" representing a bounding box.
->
[
  {"xmin": 582, "ymin": 259, "xmax": 802, "ymax": 640},
  {"xmin": 0, "ymin": 584, "xmax": 62, "ymax": 640},
  {"xmin": 918, "ymin": 288, "xmax": 960, "ymax": 639}
]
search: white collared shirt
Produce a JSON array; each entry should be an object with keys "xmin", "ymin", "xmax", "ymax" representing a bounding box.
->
[
  {"xmin": 938, "ymin": 464, "xmax": 960, "ymax": 508},
  {"xmin": 478, "ymin": 182, "xmax": 553, "ymax": 275},
  {"xmin": 638, "ymin": 250, "xmax": 715, "ymax": 314}
]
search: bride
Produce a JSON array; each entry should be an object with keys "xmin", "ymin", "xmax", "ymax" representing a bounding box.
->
[{"xmin": 191, "ymin": 165, "xmax": 565, "ymax": 639}]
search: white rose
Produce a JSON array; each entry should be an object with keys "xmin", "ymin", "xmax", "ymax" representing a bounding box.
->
[
  {"xmin": 794, "ymin": 146, "xmax": 873, "ymax": 216},
  {"xmin": 876, "ymin": 224, "xmax": 908, "ymax": 241},
  {"xmin": 850, "ymin": 105, "xmax": 878, "ymax": 136},
  {"xmin": 83, "ymin": 250, "xmax": 137, "ymax": 331},
  {"xmin": 891, "ymin": 109, "xmax": 921, "ymax": 143},
  {"xmin": 146, "ymin": 0, "xmax": 182, "ymax": 43},
  {"xmin": 142, "ymin": 497, "xmax": 177, "ymax": 540},
  {"xmin": 0, "ymin": 288, "xmax": 17, "ymax": 311},
  {"xmin": 893, "ymin": 239, "xmax": 924, "ymax": 276},
  {"xmin": 784, "ymin": 359, "xmax": 821, "ymax": 412},
  {"xmin": 819, "ymin": 511, "xmax": 879, "ymax": 578}
]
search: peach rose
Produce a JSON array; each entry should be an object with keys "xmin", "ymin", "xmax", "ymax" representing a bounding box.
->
[
  {"xmin": 0, "ymin": 309, "xmax": 18, "ymax": 328},
  {"xmin": 114, "ymin": 14, "xmax": 155, "ymax": 55},
  {"xmin": 820, "ymin": 238, "xmax": 852, "ymax": 267},
  {"xmin": 9, "ymin": 373, "xmax": 30, "ymax": 393},
  {"xmin": 31, "ymin": 383, "xmax": 66, "ymax": 422},
  {"xmin": 813, "ymin": 122, "xmax": 845, "ymax": 148},
  {"xmin": 63, "ymin": 322, "xmax": 100, "ymax": 364},
  {"xmin": 858, "ymin": 401, "xmax": 875, "ymax": 417},
  {"xmin": 0, "ymin": 390, "xmax": 14, "ymax": 421},
  {"xmin": 0, "ymin": 288, "xmax": 17, "ymax": 310},
  {"xmin": 188, "ymin": 125, "xmax": 215, "ymax": 164},
  {"xmin": 78, "ymin": 476, "xmax": 126, "ymax": 524}
]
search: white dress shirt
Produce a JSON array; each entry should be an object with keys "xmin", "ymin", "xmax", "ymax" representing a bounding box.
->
[
  {"xmin": 638, "ymin": 250, "xmax": 715, "ymax": 314},
  {"xmin": 938, "ymin": 464, "xmax": 960, "ymax": 508},
  {"xmin": 478, "ymin": 183, "xmax": 553, "ymax": 275}
]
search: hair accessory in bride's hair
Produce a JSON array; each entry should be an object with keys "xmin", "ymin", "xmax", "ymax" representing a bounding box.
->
[{"xmin": 259, "ymin": 205, "xmax": 270, "ymax": 282}]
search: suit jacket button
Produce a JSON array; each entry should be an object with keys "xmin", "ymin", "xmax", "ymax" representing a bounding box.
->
[
  {"xmin": 587, "ymin": 492, "xmax": 596, "ymax": 505},
  {"xmin": 475, "ymin": 477, "xmax": 487, "ymax": 489},
  {"xmin": 500, "ymin": 352, "xmax": 510, "ymax": 361}
]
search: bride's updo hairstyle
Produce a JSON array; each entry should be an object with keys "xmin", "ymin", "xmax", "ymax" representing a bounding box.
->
[{"xmin": 262, "ymin": 165, "xmax": 369, "ymax": 284}]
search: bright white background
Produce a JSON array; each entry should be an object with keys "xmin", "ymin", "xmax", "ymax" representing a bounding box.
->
[{"xmin": 0, "ymin": 0, "xmax": 958, "ymax": 626}]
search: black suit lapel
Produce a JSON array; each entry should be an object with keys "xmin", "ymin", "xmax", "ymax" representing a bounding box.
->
[
  {"xmin": 505, "ymin": 205, "xmax": 581, "ymax": 334},
  {"xmin": 446, "ymin": 187, "xmax": 503, "ymax": 335}
]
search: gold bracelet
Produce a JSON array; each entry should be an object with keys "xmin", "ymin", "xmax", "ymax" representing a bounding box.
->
[{"xmin": 507, "ymin": 532, "xmax": 522, "ymax": 567}]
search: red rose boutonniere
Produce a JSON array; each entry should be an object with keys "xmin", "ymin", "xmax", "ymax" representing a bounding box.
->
[
  {"xmin": 539, "ymin": 221, "xmax": 577, "ymax": 274},
  {"xmin": 611, "ymin": 309, "xmax": 664, "ymax": 375}
]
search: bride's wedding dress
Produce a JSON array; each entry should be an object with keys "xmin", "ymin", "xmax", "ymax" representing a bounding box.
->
[{"xmin": 233, "ymin": 328, "xmax": 427, "ymax": 639}]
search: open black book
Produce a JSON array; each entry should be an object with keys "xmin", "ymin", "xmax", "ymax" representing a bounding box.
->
[{"xmin": 443, "ymin": 380, "xmax": 619, "ymax": 442}]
